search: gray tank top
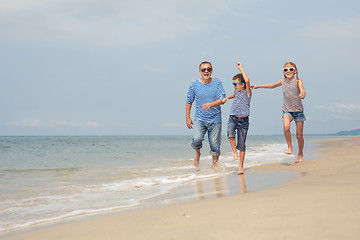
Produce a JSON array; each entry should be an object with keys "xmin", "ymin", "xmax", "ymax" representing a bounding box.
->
[{"xmin": 282, "ymin": 79, "xmax": 304, "ymax": 112}]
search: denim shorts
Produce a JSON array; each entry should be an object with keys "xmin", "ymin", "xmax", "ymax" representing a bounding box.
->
[
  {"xmin": 227, "ymin": 116, "xmax": 249, "ymax": 152},
  {"xmin": 282, "ymin": 111, "xmax": 306, "ymax": 122},
  {"xmin": 191, "ymin": 120, "xmax": 222, "ymax": 156}
]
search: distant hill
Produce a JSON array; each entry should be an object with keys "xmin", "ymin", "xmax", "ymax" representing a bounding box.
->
[{"xmin": 335, "ymin": 129, "xmax": 360, "ymax": 135}]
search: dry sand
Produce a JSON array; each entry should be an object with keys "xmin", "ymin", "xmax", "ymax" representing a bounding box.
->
[{"xmin": 3, "ymin": 138, "xmax": 360, "ymax": 240}]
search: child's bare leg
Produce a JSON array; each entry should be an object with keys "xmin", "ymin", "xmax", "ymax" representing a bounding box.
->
[
  {"xmin": 193, "ymin": 149, "xmax": 201, "ymax": 167},
  {"xmin": 238, "ymin": 174, "xmax": 246, "ymax": 193},
  {"xmin": 211, "ymin": 155, "xmax": 219, "ymax": 168},
  {"xmin": 228, "ymin": 137, "xmax": 238, "ymax": 160},
  {"xmin": 238, "ymin": 151, "xmax": 245, "ymax": 174},
  {"xmin": 283, "ymin": 115, "xmax": 293, "ymax": 154},
  {"xmin": 295, "ymin": 121, "xmax": 304, "ymax": 163}
]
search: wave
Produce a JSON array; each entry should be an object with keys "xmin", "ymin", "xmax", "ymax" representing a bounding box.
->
[
  {"xmin": 0, "ymin": 141, "xmax": 297, "ymax": 233},
  {"xmin": 0, "ymin": 167, "xmax": 80, "ymax": 175}
]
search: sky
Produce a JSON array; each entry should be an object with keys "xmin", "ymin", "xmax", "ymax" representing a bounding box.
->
[{"xmin": 1, "ymin": 0, "xmax": 359, "ymax": 136}]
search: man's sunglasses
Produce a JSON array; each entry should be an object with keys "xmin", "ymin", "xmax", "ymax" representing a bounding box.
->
[
  {"xmin": 233, "ymin": 82, "xmax": 244, "ymax": 86},
  {"xmin": 201, "ymin": 67, "xmax": 212, "ymax": 72},
  {"xmin": 283, "ymin": 67, "xmax": 295, "ymax": 72}
]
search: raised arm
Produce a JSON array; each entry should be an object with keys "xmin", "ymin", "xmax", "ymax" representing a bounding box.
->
[{"xmin": 236, "ymin": 62, "xmax": 252, "ymax": 97}]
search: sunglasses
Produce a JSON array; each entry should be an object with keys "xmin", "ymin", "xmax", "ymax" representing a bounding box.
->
[
  {"xmin": 283, "ymin": 67, "xmax": 295, "ymax": 72},
  {"xmin": 201, "ymin": 67, "xmax": 212, "ymax": 72},
  {"xmin": 233, "ymin": 82, "xmax": 245, "ymax": 86}
]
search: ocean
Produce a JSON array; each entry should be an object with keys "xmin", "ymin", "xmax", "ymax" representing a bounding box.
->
[{"xmin": 0, "ymin": 135, "xmax": 333, "ymax": 233}]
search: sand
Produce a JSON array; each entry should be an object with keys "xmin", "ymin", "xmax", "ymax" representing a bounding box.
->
[{"xmin": 3, "ymin": 138, "xmax": 360, "ymax": 240}]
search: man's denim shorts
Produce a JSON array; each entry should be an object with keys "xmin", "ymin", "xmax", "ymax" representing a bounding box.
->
[{"xmin": 282, "ymin": 111, "xmax": 306, "ymax": 122}]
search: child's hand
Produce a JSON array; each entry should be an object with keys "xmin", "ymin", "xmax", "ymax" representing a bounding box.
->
[
  {"xmin": 223, "ymin": 98, "xmax": 228, "ymax": 103},
  {"xmin": 250, "ymin": 85, "xmax": 258, "ymax": 89},
  {"xmin": 299, "ymin": 91, "xmax": 306, "ymax": 99},
  {"xmin": 201, "ymin": 103, "xmax": 213, "ymax": 111},
  {"xmin": 236, "ymin": 62, "xmax": 242, "ymax": 70}
]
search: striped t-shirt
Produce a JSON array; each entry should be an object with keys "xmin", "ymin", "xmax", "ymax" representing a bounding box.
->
[
  {"xmin": 186, "ymin": 78, "xmax": 226, "ymax": 123},
  {"xmin": 229, "ymin": 90, "xmax": 251, "ymax": 116}
]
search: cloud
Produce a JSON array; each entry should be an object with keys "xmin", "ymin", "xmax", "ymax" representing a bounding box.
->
[
  {"xmin": 296, "ymin": 18, "xmax": 360, "ymax": 42},
  {"xmin": 314, "ymin": 103, "xmax": 360, "ymax": 120},
  {"xmin": 0, "ymin": 0, "xmax": 242, "ymax": 47},
  {"xmin": 13, "ymin": 120, "xmax": 43, "ymax": 127},
  {"xmin": 13, "ymin": 120, "xmax": 98, "ymax": 128},
  {"xmin": 0, "ymin": 0, "xmax": 50, "ymax": 12},
  {"xmin": 315, "ymin": 103, "xmax": 360, "ymax": 112}
]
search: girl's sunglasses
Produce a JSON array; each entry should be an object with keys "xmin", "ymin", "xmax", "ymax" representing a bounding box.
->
[
  {"xmin": 201, "ymin": 67, "xmax": 212, "ymax": 72},
  {"xmin": 283, "ymin": 67, "xmax": 295, "ymax": 72},
  {"xmin": 233, "ymin": 82, "xmax": 244, "ymax": 86}
]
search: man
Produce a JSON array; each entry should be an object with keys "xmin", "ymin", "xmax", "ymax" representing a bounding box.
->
[{"xmin": 186, "ymin": 61, "xmax": 226, "ymax": 168}]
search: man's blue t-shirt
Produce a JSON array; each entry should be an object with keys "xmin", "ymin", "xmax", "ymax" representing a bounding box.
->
[{"xmin": 186, "ymin": 78, "xmax": 226, "ymax": 123}]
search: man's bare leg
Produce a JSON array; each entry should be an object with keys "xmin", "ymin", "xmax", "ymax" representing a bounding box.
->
[
  {"xmin": 193, "ymin": 149, "xmax": 201, "ymax": 167},
  {"xmin": 211, "ymin": 155, "xmax": 219, "ymax": 169}
]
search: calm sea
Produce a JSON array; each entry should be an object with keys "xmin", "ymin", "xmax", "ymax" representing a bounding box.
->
[{"xmin": 0, "ymin": 135, "xmax": 334, "ymax": 233}]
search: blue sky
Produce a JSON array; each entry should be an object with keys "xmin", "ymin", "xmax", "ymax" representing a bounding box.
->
[{"xmin": 1, "ymin": 0, "xmax": 359, "ymax": 135}]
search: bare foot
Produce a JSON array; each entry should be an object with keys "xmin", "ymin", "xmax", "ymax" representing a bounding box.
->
[
  {"xmin": 193, "ymin": 151, "xmax": 200, "ymax": 167},
  {"xmin": 233, "ymin": 152, "xmax": 239, "ymax": 161},
  {"xmin": 237, "ymin": 166, "xmax": 244, "ymax": 175},
  {"xmin": 211, "ymin": 160, "xmax": 218, "ymax": 169},
  {"xmin": 295, "ymin": 153, "xmax": 303, "ymax": 163},
  {"xmin": 211, "ymin": 156, "xmax": 219, "ymax": 169},
  {"xmin": 285, "ymin": 147, "xmax": 293, "ymax": 154}
]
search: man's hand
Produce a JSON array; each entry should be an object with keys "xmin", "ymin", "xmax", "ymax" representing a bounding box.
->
[{"xmin": 186, "ymin": 118, "xmax": 194, "ymax": 129}]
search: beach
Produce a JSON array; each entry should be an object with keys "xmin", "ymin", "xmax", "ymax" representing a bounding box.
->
[{"xmin": 3, "ymin": 137, "xmax": 360, "ymax": 240}]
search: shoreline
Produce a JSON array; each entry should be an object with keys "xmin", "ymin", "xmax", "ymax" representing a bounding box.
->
[
  {"xmin": 0, "ymin": 136, "xmax": 315, "ymax": 235},
  {"xmin": 3, "ymin": 137, "xmax": 360, "ymax": 239},
  {"xmin": 0, "ymin": 138, "xmax": 315, "ymax": 237}
]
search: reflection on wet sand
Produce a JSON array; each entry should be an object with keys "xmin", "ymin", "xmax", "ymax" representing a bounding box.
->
[
  {"xmin": 141, "ymin": 171, "xmax": 297, "ymax": 210},
  {"xmin": 196, "ymin": 174, "xmax": 248, "ymax": 199},
  {"xmin": 238, "ymin": 174, "xmax": 247, "ymax": 193}
]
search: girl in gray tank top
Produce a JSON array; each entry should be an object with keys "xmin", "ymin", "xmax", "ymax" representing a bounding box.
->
[
  {"xmin": 282, "ymin": 78, "xmax": 304, "ymax": 112},
  {"xmin": 251, "ymin": 61, "xmax": 306, "ymax": 163}
]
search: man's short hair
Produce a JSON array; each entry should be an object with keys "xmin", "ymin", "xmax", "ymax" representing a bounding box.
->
[{"xmin": 199, "ymin": 61, "xmax": 212, "ymax": 70}]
